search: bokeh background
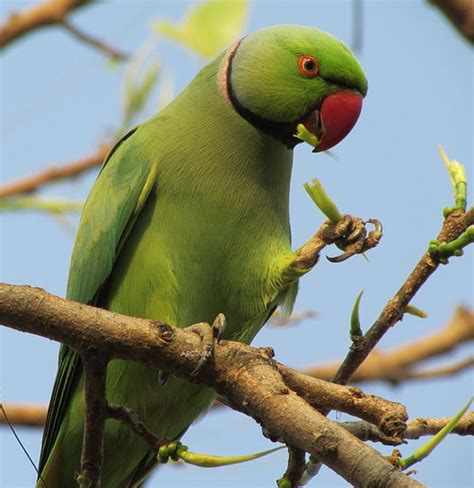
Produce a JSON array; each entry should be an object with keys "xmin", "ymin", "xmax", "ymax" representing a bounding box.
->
[{"xmin": 1, "ymin": 1, "xmax": 473, "ymax": 486}]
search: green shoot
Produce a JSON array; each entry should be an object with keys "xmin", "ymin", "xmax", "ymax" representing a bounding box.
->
[
  {"xmin": 294, "ymin": 123, "xmax": 319, "ymax": 148},
  {"xmin": 398, "ymin": 397, "xmax": 473, "ymax": 470},
  {"xmin": 303, "ymin": 178, "xmax": 342, "ymax": 223},
  {"xmin": 429, "ymin": 227, "xmax": 474, "ymax": 264},
  {"xmin": 350, "ymin": 291, "xmax": 364, "ymax": 337},
  {"xmin": 405, "ymin": 304, "xmax": 428, "ymax": 319},
  {"xmin": 438, "ymin": 145, "xmax": 467, "ymax": 215},
  {"xmin": 157, "ymin": 441, "xmax": 284, "ymax": 468}
]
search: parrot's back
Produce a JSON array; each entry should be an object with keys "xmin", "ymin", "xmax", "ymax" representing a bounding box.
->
[{"xmin": 38, "ymin": 54, "xmax": 295, "ymax": 487}]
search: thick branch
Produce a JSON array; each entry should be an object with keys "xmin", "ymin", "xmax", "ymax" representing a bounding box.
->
[
  {"xmin": 0, "ymin": 145, "xmax": 110, "ymax": 198},
  {"xmin": 0, "ymin": 0, "xmax": 91, "ymax": 49},
  {"xmin": 428, "ymin": 0, "xmax": 474, "ymax": 44},
  {"xmin": 276, "ymin": 364, "xmax": 407, "ymax": 437},
  {"xmin": 3, "ymin": 306, "xmax": 472, "ymax": 428},
  {"xmin": 0, "ymin": 283, "xmax": 423, "ymax": 487}
]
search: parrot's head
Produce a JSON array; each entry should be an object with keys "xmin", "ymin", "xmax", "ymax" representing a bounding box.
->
[{"xmin": 222, "ymin": 25, "xmax": 368, "ymax": 152}]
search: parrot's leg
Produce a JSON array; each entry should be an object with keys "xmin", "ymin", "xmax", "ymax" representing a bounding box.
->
[{"xmin": 285, "ymin": 215, "xmax": 383, "ymax": 281}]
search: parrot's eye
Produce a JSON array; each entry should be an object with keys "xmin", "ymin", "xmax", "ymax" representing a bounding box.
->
[{"xmin": 297, "ymin": 55, "xmax": 319, "ymax": 78}]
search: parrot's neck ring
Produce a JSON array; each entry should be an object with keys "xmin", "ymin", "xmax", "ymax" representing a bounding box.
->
[{"xmin": 221, "ymin": 39, "xmax": 299, "ymax": 149}]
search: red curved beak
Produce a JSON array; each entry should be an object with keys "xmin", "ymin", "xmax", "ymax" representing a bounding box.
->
[{"xmin": 309, "ymin": 91, "xmax": 363, "ymax": 152}]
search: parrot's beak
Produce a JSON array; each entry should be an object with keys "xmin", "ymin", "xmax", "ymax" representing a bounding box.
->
[{"xmin": 302, "ymin": 91, "xmax": 363, "ymax": 153}]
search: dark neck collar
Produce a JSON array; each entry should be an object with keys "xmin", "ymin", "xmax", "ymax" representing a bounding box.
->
[{"xmin": 225, "ymin": 41, "xmax": 299, "ymax": 149}]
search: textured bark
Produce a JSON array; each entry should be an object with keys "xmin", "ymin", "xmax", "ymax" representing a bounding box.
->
[{"xmin": 0, "ymin": 282, "xmax": 424, "ymax": 487}]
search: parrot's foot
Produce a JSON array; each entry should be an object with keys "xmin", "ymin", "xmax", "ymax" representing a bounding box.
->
[
  {"xmin": 188, "ymin": 313, "xmax": 226, "ymax": 377},
  {"xmin": 323, "ymin": 215, "xmax": 383, "ymax": 263},
  {"xmin": 293, "ymin": 215, "xmax": 383, "ymax": 274}
]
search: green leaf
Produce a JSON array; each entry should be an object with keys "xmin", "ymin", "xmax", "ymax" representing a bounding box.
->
[{"xmin": 153, "ymin": 0, "xmax": 249, "ymax": 58}]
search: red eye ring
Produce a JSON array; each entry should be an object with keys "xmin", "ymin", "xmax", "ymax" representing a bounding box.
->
[{"xmin": 298, "ymin": 55, "xmax": 319, "ymax": 78}]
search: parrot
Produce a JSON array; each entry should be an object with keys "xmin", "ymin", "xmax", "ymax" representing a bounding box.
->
[{"xmin": 37, "ymin": 24, "xmax": 368, "ymax": 487}]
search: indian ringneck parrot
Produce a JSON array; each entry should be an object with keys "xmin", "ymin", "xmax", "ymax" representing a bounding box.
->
[{"xmin": 37, "ymin": 24, "xmax": 367, "ymax": 487}]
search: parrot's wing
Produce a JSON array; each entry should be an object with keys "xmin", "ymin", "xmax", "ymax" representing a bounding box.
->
[{"xmin": 39, "ymin": 126, "xmax": 158, "ymax": 474}]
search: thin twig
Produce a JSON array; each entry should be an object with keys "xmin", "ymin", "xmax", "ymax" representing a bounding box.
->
[
  {"xmin": 0, "ymin": 0, "xmax": 91, "ymax": 49},
  {"xmin": 304, "ymin": 305, "xmax": 474, "ymax": 383},
  {"xmin": 341, "ymin": 412, "xmax": 474, "ymax": 445},
  {"xmin": 0, "ymin": 145, "xmax": 110, "ymax": 198},
  {"xmin": 107, "ymin": 404, "xmax": 161, "ymax": 451},
  {"xmin": 62, "ymin": 20, "xmax": 129, "ymax": 61}
]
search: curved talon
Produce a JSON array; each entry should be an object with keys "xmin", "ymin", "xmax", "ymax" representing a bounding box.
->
[
  {"xmin": 327, "ymin": 250, "xmax": 355, "ymax": 263},
  {"xmin": 346, "ymin": 224, "xmax": 366, "ymax": 242},
  {"xmin": 367, "ymin": 218, "xmax": 383, "ymax": 235},
  {"xmin": 327, "ymin": 217, "xmax": 383, "ymax": 263},
  {"xmin": 212, "ymin": 313, "xmax": 227, "ymax": 343},
  {"xmin": 158, "ymin": 370, "xmax": 169, "ymax": 387}
]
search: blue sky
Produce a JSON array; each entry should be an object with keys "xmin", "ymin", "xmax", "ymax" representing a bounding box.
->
[{"xmin": 1, "ymin": 1, "xmax": 473, "ymax": 486}]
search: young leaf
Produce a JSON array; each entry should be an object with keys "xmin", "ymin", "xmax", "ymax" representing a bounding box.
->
[{"xmin": 153, "ymin": 0, "xmax": 249, "ymax": 58}]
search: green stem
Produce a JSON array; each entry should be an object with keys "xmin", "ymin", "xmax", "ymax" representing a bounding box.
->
[
  {"xmin": 303, "ymin": 178, "xmax": 342, "ymax": 223},
  {"xmin": 176, "ymin": 445, "xmax": 284, "ymax": 468}
]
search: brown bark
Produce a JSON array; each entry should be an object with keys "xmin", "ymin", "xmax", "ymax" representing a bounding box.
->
[{"xmin": 0, "ymin": 282, "xmax": 423, "ymax": 487}]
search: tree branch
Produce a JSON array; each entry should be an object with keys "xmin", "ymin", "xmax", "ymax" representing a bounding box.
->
[
  {"xmin": 332, "ymin": 207, "xmax": 474, "ymax": 387},
  {"xmin": 342, "ymin": 412, "xmax": 474, "ymax": 445},
  {"xmin": 79, "ymin": 356, "xmax": 107, "ymax": 488},
  {"xmin": 305, "ymin": 305, "xmax": 474, "ymax": 384},
  {"xmin": 0, "ymin": 283, "xmax": 423, "ymax": 486},
  {"xmin": 0, "ymin": 0, "xmax": 91, "ymax": 49},
  {"xmin": 3, "ymin": 306, "xmax": 472, "ymax": 428},
  {"xmin": 0, "ymin": 144, "xmax": 111, "ymax": 199},
  {"xmin": 61, "ymin": 20, "xmax": 129, "ymax": 61},
  {"xmin": 428, "ymin": 0, "xmax": 474, "ymax": 44}
]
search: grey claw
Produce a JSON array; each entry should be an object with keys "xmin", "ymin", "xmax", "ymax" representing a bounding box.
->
[
  {"xmin": 367, "ymin": 218, "xmax": 383, "ymax": 236},
  {"xmin": 158, "ymin": 370, "xmax": 170, "ymax": 387},
  {"xmin": 347, "ymin": 225, "xmax": 366, "ymax": 242},
  {"xmin": 326, "ymin": 250, "xmax": 354, "ymax": 263},
  {"xmin": 212, "ymin": 313, "xmax": 227, "ymax": 342}
]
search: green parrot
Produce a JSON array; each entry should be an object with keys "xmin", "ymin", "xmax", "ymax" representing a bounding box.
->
[{"xmin": 37, "ymin": 24, "xmax": 367, "ymax": 487}]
